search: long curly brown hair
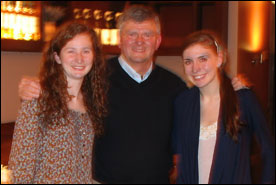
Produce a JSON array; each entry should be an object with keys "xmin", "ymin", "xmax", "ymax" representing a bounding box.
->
[{"xmin": 38, "ymin": 21, "xmax": 108, "ymax": 136}]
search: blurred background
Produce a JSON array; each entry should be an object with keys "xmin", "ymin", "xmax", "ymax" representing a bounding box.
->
[{"xmin": 1, "ymin": 1, "xmax": 275, "ymax": 183}]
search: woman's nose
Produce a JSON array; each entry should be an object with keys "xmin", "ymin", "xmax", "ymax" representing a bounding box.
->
[
  {"xmin": 76, "ymin": 52, "xmax": 84, "ymax": 63},
  {"xmin": 192, "ymin": 62, "xmax": 200, "ymax": 73}
]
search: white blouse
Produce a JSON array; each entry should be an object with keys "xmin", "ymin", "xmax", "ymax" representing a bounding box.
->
[{"xmin": 198, "ymin": 122, "xmax": 217, "ymax": 184}]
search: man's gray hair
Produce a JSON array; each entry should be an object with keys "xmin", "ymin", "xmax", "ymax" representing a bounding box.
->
[{"xmin": 117, "ymin": 5, "xmax": 161, "ymax": 34}]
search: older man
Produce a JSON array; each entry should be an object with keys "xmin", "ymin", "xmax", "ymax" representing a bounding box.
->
[{"xmin": 93, "ymin": 5, "xmax": 186, "ymax": 184}]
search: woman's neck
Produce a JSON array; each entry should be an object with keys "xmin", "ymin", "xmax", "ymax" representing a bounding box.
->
[
  {"xmin": 67, "ymin": 79, "xmax": 86, "ymax": 113},
  {"xmin": 199, "ymin": 75, "xmax": 220, "ymax": 101},
  {"xmin": 67, "ymin": 78, "xmax": 83, "ymax": 97}
]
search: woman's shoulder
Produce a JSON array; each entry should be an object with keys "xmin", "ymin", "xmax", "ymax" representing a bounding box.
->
[
  {"xmin": 236, "ymin": 88, "xmax": 254, "ymax": 96},
  {"xmin": 21, "ymin": 98, "xmax": 39, "ymax": 107},
  {"xmin": 174, "ymin": 86, "xmax": 200, "ymax": 110},
  {"xmin": 176, "ymin": 86, "xmax": 199, "ymax": 101},
  {"xmin": 236, "ymin": 88, "xmax": 258, "ymax": 104},
  {"xmin": 235, "ymin": 89, "xmax": 265, "ymax": 120},
  {"xmin": 19, "ymin": 98, "xmax": 40, "ymax": 114}
]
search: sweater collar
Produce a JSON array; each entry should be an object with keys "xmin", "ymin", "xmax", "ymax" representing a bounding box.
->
[{"xmin": 118, "ymin": 55, "xmax": 153, "ymax": 83}]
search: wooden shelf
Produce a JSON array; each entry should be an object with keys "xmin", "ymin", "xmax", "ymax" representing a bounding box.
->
[
  {"xmin": 1, "ymin": 39, "xmax": 44, "ymax": 52},
  {"xmin": 102, "ymin": 45, "xmax": 120, "ymax": 55}
]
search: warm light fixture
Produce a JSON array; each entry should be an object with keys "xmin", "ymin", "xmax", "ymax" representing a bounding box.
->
[
  {"xmin": 100, "ymin": 28, "xmax": 119, "ymax": 46},
  {"xmin": 1, "ymin": 165, "xmax": 12, "ymax": 184},
  {"xmin": 1, "ymin": 12, "xmax": 40, "ymax": 41},
  {"xmin": 92, "ymin": 9, "xmax": 121, "ymax": 46},
  {"xmin": 250, "ymin": 1, "xmax": 264, "ymax": 52},
  {"xmin": 1, "ymin": 1, "xmax": 40, "ymax": 41},
  {"xmin": 242, "ymin": 1, "xmax": 268, "ymax": 52}
]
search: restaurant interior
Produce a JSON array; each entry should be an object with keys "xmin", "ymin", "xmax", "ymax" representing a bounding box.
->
[{"xmin": 1, "ymin": 1, "xmax": 275, "ymax": 183}]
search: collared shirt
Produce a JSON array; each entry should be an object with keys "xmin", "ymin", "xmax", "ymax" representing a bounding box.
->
[{"xmin": 118, "ymin": 55, "xmax": 153, "ymax": 83}]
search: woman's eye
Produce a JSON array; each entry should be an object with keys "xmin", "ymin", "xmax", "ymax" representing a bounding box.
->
[
  {"xmin": 184, "ymin": 60, "xmax": 192, "ymax": 65},
  {"xmin": 199, "ymin": 57, "xmax": 207, "ymax": 62},
  {"xmin": 83, "ymin": 50, "xmax": 91, "ymax": 54},
  {"xmin": 67, "ymin": 50, "xmax": 75, "ymax": 54}
]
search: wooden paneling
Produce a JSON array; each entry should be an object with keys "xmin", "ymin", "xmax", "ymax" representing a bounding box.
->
[
  {"xmin": 155, "ymin": 1, "xmax": 228, "ymax": 56},
  {"xmin": 157, "ymin": 2, "xmax": 195, "ymax": 55},
  {"xmin": 237, "ymin": 2, "xmax": 271, "ymax": 117},
  {"xmin": 1, "ymin": 39, "xmax": 44, "ymax": 52},
  {"xmin": 68, "ymin": 1, "xmax": 228, "ymax": 56},
  {"xmin": 1, "ymin": 1, "xmax": 228, "ymax": 54}
]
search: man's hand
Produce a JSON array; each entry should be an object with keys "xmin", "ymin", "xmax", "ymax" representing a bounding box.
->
[
  {"xmin": 18, "ymin": 76, "xmax": 41, "ymax": 100},
  {"xmin": 231, "ymin": 74, "xmax": 252, "ymax": 91},
  {"xmin": 169, "ymin": 165, "xmax": 177, "ymax": 184},
  {"xmin": 170, "ymin": 154, "xmax": 179, "ymax": 184}
]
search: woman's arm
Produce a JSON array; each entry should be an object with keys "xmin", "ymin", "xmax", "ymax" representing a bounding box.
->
[
  {"xmin": 8, "ymin": 99, "xmax": 42, "ymax": 183},
  {"xmin": 239, "ymin": 90, "xmax": 275, "ymax": 183}
]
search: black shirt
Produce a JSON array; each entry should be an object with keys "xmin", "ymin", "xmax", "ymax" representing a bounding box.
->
[{"xmin": 93, "ymin": 57, "xmax": 186, "ymax": 183}]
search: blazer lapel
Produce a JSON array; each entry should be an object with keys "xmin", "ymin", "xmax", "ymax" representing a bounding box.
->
[{"xmin": 208, "ymin": 117, "xmax": 226, "ymax": 183}]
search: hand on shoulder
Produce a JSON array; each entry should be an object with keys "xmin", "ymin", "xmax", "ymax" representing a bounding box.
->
[{"xmin": 18, "ymin": 76, "xmax": 41, "ymax": 100}]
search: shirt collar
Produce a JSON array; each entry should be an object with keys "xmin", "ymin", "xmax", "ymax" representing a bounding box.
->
[{"xmin": 118, "ymin": 55, "xmax": 153, "ymax": 83}]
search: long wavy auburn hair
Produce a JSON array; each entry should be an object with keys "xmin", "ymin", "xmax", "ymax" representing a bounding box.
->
[
  {"xmin": 182, "ymin": 30, "xmax": 244, "ymax": 142},
  {"xmin": 38, "ymin": 21, "xmax": 108, "ymax": 136}
]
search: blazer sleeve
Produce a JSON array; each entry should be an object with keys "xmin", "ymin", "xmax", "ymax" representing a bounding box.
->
[
  {"xmin": 8, "ymin": 99, "xmax": 42, "ymax": 184},
  {"xmin": 172, "ymin": 94, "xmax": 183, "ymax": 155},
  {"xmin": 238, "ymin": 89, "xmax": 275, "ymax": 183}
]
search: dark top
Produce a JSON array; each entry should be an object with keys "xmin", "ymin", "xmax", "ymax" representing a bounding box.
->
[
  {"xmin": 93, "ymin": 57, "xmax": 187, "ymax": 183},
  {"xmin": 173, "ymin": 87, "xmax": 275, "ymax": 184}
]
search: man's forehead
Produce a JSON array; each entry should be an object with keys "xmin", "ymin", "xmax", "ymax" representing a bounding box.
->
[{"xmin": 123, "ymin": 20, "xmax": 158, "ymax": 30}]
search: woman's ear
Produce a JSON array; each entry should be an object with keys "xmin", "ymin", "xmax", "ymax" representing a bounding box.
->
[
  {"xmin": 54, "ymin": 52, "xmax": 61, "ymax": 64},
  {"xmin": 217, "ymin": 52, "xmax": 223, "ymax": 68}
]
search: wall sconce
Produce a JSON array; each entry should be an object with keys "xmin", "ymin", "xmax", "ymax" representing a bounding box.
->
[
  {"xmin": 74, "ymin": 8, "xmax": 92, "ymax": 20},
  {"xmin": 1, "ymin": 1, "xmax": 40, "ymax": 41},
  {"xmin": 101, "ymin": 28, "xmax": 119, "ymax": 46},
  {"xmin": 93, "ymin": 9, "xmax": 121, "ymax": 46},
  {"xmin": 251, "ymin": 51, "xmax": 269, "ymax": 64},
  {"xmin": 73, "ymin": 9, "xmax": 121, "ymax": 46},
  {"xmin": 83, "ymin": 8, "xmax": 92, "ymax": 19},
  {"xmin": 1, "ymin": 164, "xmax": 12, "ymax": 184}
]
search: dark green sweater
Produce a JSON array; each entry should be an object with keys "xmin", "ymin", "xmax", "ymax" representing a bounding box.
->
[{"xmin": 93, "ymin": 57, "xmax": 187, "ymax": 183}]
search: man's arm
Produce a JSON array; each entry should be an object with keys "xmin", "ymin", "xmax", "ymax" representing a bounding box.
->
[
  {"xmin": 231, "ymin": 74, "xmax": 251, "ymax": 91},
  {"xmin": 18, "ymin": 76, "xmax": 41, "ymax": 100}
]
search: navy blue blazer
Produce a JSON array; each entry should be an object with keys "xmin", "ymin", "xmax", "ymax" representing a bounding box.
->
[{"xmin": 173, "ymin": 87, "xmax": 275, "ymax": 184}]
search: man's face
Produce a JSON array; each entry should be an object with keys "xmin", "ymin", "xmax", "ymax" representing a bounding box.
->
[{"xmin": 119, "ymin": 19, "xmax": 161, "ymax": 66}]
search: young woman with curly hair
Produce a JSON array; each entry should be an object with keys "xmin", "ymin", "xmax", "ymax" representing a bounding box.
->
[{"xmin": 8, "ymin": 21, "xmax": 108, "ymax": 184}]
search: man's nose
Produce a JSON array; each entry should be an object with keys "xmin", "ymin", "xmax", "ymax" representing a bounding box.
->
[{"xmin": 135, "ymin": 34, "xmax": 145, "ymax": 44}]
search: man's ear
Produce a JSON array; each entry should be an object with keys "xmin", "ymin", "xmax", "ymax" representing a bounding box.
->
[
  {"xmin": 54, "ymin": 52, "xmax": 61, "ymax": 64},
  {"xmin": 118, "ymin": 31, "xmax": 121, "ymax": 49},
  {"xmin": 155, "ymin": 34, "xmax": 162, "ymax": 51}
]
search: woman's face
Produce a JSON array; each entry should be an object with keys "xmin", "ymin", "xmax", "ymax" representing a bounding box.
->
[
  {"xmin": 182, "ymin": 43, "xmax": 222, "ymax": 89},
  {"xmin": 54, "ymin": 33, "xmax": 94, "ymax": 82}
]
